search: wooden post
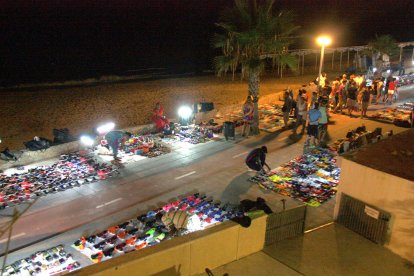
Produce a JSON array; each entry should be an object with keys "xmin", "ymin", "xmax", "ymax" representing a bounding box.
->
[
  {"xmin": 356, "ymin": 50, "xmax": 359, "ymax": 69},
  {"xmin": 315, "ymin": 54, "xmax": 318, "ymax": 71},
  {"xmin": 332, "ymin": 51, "xmax": 335, "ymax": 70},
  {"xmin": 340, "ymin": 51, "xmax": 343, "ymax": 71},
  {"xmin": 411, "ymin": 47, "xmax": 414, "ymax": 69},
  {"xmin": 399, "ymin": 47, "xmax": 403, "ymax": 62},
  {"xmin": 302, "ymin": 54, "xmax": 305, "ymax": 75},
  {"xmin": 297, "ymin": 54, "xmax": 300, "ymax": 71},
  {"xmin": 347, "ymin": 49, "xmax": 350, "ymax": 68}
]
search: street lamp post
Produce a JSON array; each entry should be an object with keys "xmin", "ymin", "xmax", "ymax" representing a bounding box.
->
[{"xmin": 316, "ymin": 36, "xmax": 332, "ymax": 86}]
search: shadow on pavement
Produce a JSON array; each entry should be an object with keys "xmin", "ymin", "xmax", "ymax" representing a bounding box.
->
[{"xmin": 220, "ymin": 171, "xmax": 254, "ymax": 204}]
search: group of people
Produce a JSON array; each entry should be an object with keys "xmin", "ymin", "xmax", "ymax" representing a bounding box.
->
[
  {"xmin": 280, "ymin": 71, "xmax": 401, "ymax": 147},
  {"xmin": 281, "ymin": 86, "xmax": 329, "ymax": 147},
  {"xmin": 322, "ymin": 73, "xmax": 399, "ymax": 117}
]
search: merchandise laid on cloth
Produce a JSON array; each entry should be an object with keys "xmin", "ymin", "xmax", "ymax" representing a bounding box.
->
[
  {"xmin": 1, "ymin": 245, "xmax": 81, "ymax": 276},
  {"xmin": 73, "ymin": 193, "xmax": 244, "ymax": 263},
  {"xmin": 250, "ymin": 149, "xmax": 340, "ymax": 207},
  {"xmin": 327, "ymin": 126, "xmax": 383, "ymax": 154},
  {"xmin": 371, "ymin": 101, "xmax": 413, "ymax": 128},
  {"xmin": 0, "ymin": 152, "xmax": 117, "ymax": 208},
  {"xmin": 258, "ymin": 104, "xmax": 296, "ymax": 133},
  {"xmin": 161, "ymin": 124, "xmax": 218, "ymax": 145},
  {"xmin": 97, "ymin": 134, "xmax": 171, "ymax": 163}
]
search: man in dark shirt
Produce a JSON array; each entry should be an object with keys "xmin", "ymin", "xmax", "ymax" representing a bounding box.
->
[
  {"xmin": 282, "ymin": 90, "xmax": 294, "ymax": 128},
  {"xmin": 346, "ymin": 81, "xmax": 358, "ymax": 117},
  {"xmin": 245, "ymin": 146, "xmax": 271, "ymax": 174},
  {"xmin": 105, "ymin": 130, "xmax": 132, "ymax": 160}
]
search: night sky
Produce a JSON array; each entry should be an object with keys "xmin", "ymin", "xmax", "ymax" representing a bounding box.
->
[{"xmin": 1, "ymin": 0, "xmax": 413, "ymax": 85}]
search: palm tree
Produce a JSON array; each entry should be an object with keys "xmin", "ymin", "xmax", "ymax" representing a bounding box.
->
[
  {"xmin": 368, "ymin": 35, "xmax": 399, "ymax": 68},
  {"xmin": 212, "ymin": 0, "xmax": 299, "ymax": 135}
]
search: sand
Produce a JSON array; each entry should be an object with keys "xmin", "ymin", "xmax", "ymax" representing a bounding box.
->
[{"xmin": 1, "ymin": 74, "xmax": 314, "ymax": 150}]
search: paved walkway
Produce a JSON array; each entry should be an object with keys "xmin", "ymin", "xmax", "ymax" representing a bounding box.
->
[{"xmin": 1, "ymin": 85, "xmax": 413, "ymax": 272}]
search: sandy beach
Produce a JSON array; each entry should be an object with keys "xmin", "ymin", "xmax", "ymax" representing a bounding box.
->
[{"xmin": 1, "ymin": 74, "xmax": 312, "ymax": 150}]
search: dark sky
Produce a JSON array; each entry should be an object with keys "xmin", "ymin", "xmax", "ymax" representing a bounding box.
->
[{"xmin": 0, "ymin": 0, "xmax": 413, "ymax": 84}]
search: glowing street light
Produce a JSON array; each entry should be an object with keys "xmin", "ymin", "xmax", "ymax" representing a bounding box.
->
[{"xmin": 316, "ymin": 35, "xmax": 332, "ymax": 86}]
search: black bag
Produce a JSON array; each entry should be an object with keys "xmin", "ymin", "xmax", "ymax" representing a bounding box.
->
[
  {"xmin": 24, "ymin": 137, "xmax": 51, "ymax": 151},
  {"xmin": 0, "ymin": 148, "xmax": 17, "ymax": 161},
  {"xmin": 53, "ymin": 128, "xmax": 73, "ymax": 144}
]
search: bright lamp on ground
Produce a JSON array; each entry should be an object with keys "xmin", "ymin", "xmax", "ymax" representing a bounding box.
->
[
  {"xmin": 178, "ymin": 106, "xmax": 193, "ymax": 119},
  {"xmin": 97, "ymin": 122, "xmax": 115, "ymax": 135},
  {"xmin": 80, "ymin": 135, "xmax": 95, "ymax": 147},
  {"xmin": 387, "ymin": 69, "xmax": 391, "ymax": 73},
  {"xmin": 178, "ymin": 106, "xmax": 193, "ymax": 126},
  {"xmin": 373, "ymin": 67, "xmax": 377, "ymax": 72}
]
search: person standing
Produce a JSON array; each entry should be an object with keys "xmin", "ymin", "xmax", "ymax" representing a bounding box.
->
[
  {"xmin": 318, "ymin": 99, "xmax": 329, "ymax": 147},
  {"xmin": 330, "ymin": 78, "xmax": 341, "ymax": 111},
  {"xmin": 241, "ymin": 96, "xmax": 254, "ymax": 137},
  {"xmin": 333, "ymin": 79, "xmax": 347, "ymax": 113},
  {"xmin": 387, "ymin": 78, "xmax": 397, "ymax": 104},
  {"xmin": 317, "ymin": 72, "xmax": 327, "ymax": 88},
  {"xmin": 360, "ymin": 85, "xmax": 371, "ymax": 118},
  {"xmin": 346, "ymin": 81, "xmax": 358, "ymax": 117},
  {"xmin": 371, "ymin": 79, "xmax": 378, "ymax": 105},
  {"xmin": 377, "ymin": 77, "xmax": 385, "ymax": 103},
  {"xmin": 282, "ymin": 90, "xmax": 294, "ymax": 129},
  {"xmin": 306, "ymin": 102, "xmax": 322, "ymax": 147},
  {"xmin": 309, "ymin": 91, "xmax": 318, "ymax": 109},
  {"xmin": 245, "ymin": 146, "xmax": 271, "ymax": 175},
  {"xmin": 383, "ymin": 76, "xmax": 392, "ymax": 104},
  {"xmin": 105, "ymin": 130, "xmax": 132, "ymax": 160},
  {"xmin": 295, "ymin": 91, "xmax": 308, "ymax": 134}
]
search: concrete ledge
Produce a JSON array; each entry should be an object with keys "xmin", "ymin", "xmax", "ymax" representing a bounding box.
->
[
  {"xmin": 0, "ymin": 141, "xmax": 83, "ymax": 171},
  {"xmin": 71, "ymin": 214, "xmax": 267, "ymax": 276},
  {"xmin": 0, "ymin": 124, "xmax": 156, "ymax": 171}
]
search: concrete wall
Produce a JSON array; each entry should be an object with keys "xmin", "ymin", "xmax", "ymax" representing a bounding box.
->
[
  {"xmin": 334, "ymin": 158, "xmax": 414, "ymax": 263},
  {"xmin": 71, "ymin": 215, "xmax": 267, "ymax": 276},
  {"xmin": 0, "ymin": 124, "xmax": 156, "ymax": 171}
]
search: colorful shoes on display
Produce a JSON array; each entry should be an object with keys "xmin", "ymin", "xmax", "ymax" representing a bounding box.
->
[
  {"xmin": 3, "ymin": 245, "xmax": 80, "ymax": 275},
  {"xmin": 0, "ymin": 152, "xmax": 118, "ymax": 207},
  {"xmin": 254, "ymin": 149, "xmax": 340, "ymax": 206},
  {"xmin": 73, "ymin": 193, "xmax": 239, "ymax": 262}
]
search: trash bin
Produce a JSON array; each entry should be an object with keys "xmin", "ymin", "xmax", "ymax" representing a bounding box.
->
[{"xmin": 223, "ymin": 121, "xmax": 235, "ymax": 140}]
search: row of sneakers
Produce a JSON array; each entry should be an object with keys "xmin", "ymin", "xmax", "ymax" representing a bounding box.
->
[
  {"xmin": 0, "ymin": 152, "xmax": 118, "ymax": 208},
  {"xmin": 73, "ymin": 193, "xmax": 241, "ymax": 262},
  {"xmin": 2, "ymin": 245, "xmax": 80, "ymax": 276},
  {"xmin": 254, "ymin": 149, "xmax": 340, "ymax": 205},
  {"xmin": 122, "ymin": 134, "xmax": 171, "ymax": 158},
  {"xmin": 173, "ymin": 127, "xmax": 211, "ymax": 144}
]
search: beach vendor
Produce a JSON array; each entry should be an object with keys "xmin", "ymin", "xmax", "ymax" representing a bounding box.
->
[
  {"xmin": 152, "ymin": 102, "xmax": 170, "ymax": 132},
  {"xmin": 245, "ymin": 146, "xmax": 271, "ymax": 175},
  {"xmin": 105, "ymin": 130, "xmax": 132, "ymax": 160},
  {"xmin": 241, "ymin": 96, "xmax": 254, "ymax": 137}
]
